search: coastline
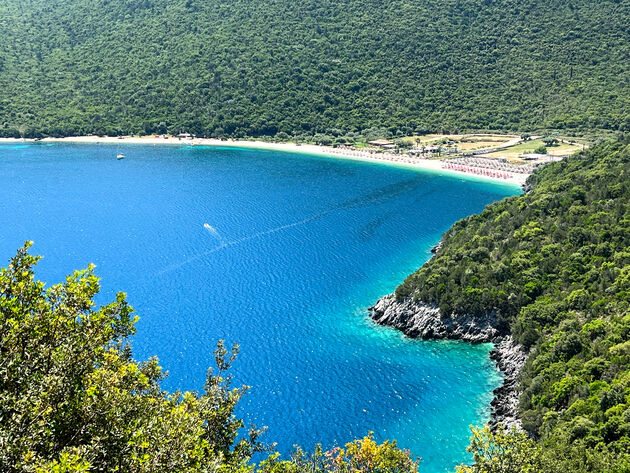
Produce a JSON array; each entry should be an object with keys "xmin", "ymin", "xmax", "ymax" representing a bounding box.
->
[
  {"xmin": 369, "ymin": 239, "xmax": 527, "ymax": 430},
  {"xmin": 5, "ymin": 134, "xmax": 527, "ymax": 428},
  {"xmin": 0, "ymin": 136, "xmax": 529, "ymax": 188},
  {"xmin": 369, "ymin": 293, "xmax": 526, "ymax": 431},
  {"xmin": 3, "ymin": 133, "xmax": 527, "ymax": 428}
]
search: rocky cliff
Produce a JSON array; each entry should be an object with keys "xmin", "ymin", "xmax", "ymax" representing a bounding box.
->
[{"xmin": 369, "ymin": 293, "xmax": 527, "ymax": 429}]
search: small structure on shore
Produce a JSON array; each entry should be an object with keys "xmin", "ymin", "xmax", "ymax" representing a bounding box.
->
[
  {"xmin": 367, "ymin": 139, "xmax": 395, "ymax": 150},
  {"xmin": 521, "ymin": 153, "xmax": 548, "ymax": 161},
  {"xmin": 408, "ymin": 145, "xmax": 443, "ymax": 156}
]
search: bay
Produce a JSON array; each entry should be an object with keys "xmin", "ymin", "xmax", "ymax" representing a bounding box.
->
[{"xmin": 0, "ymin": 142, "xmax": 519, "ymax": 472}]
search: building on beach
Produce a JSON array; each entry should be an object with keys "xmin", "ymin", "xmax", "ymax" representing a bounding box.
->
[
  {"xmin": 408, "ymin": 145, "xmax": 442, "ymax": 156},
  {"xmin": 368, "ymin": 139, "xmax": 396, "ymax": 150}
]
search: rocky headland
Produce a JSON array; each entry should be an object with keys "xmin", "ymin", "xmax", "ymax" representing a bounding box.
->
[{"xmin": 369, "ymin": 293, "xmax": 527, "ymax": 430}]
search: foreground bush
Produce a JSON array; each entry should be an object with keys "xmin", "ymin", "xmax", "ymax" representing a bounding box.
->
[
  {"xmin": 457, "ymin": 426, "xmax": 630, "ymax": 473},
  {"xmin": 0, "ymin": 243, "xmax": 418, "ymax": 472},
  {"xmin": 259, "ymin": 435, "xmax": 418, "ymax": 473}
]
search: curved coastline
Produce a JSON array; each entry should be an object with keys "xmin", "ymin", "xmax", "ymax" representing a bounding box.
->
[
  {"xmin": 369, "ymin": 270, "xmax": 527, "ymax": 431},
  {"xmin": 0, "ymin": 136, "xmax": 527, "ymax": 189},
  {"xmin": 4, "ymin": 135, "xmax": 526, "ymax": 431}
]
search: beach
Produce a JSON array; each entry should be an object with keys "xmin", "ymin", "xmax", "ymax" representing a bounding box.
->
[{"xmin": 0, "ymin": 136, "xmax": 530, "ymax": 187}]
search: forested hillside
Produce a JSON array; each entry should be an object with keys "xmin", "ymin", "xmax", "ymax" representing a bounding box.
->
[
  {"xmin": 0, "ymin": 0, "xmax": 628, "ymax": 138},
  {"xmin": 396, "ymin": 139, "xmax": 630, "ymax": 464}
]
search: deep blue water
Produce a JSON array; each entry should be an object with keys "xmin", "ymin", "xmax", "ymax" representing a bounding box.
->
[{"xmin": 0, "ymin": 142, "xmax": 519, "ymax": 472}]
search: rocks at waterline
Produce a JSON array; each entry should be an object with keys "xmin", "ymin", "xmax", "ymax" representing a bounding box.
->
[
  {"xmin": 369, "ymin": 293, "xmax": 527, "ymax": 430},
  {"xmin": 488, "ymin": 336, "xmax": 527, "ymax": 430},
  {"xmin": 369, "ymin": 293, "xmax": 501, "ymax": 343},
  {"xmin": 430, "ymin": 241, "xmax": 443, "ymax": 254}
]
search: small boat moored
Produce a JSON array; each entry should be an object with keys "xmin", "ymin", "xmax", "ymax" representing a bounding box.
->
[{"xmin": 116, "ymin": 153, "xmax": 125, "ymax": 160}]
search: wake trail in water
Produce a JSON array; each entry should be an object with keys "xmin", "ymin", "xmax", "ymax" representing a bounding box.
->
[
  {"xmin": 157, "ymin": 177, "xmax": 424, "ymax": 275},
  {"xmin": 203, "ymin": 223, "xmax": 225, "ymax": 244},
  {"xmin": 157, "ymin": 211, "xmax": 331, "ymax": 275},
  {"xmin": 228, "ymin": 210, "xmax": 330, "ymax": 245}
]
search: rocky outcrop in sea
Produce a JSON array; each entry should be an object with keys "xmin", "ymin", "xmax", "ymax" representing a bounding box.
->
[
  {"xmin": 369, "ymin": 293, "xmax": 527, "ymax": 429},
  {"xmin": 369, "ymin": 294, "xmax": 501, "ymax": 343}
]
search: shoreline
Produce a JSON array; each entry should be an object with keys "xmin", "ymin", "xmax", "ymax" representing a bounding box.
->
[
  {"xmin": 369, "ymin": 293, "xmax": 526, "ymax": 431},
  {"xmin": 369, "ymin": 241, "xmax": 527, "ymax": 431},
  {"xmin": 3, "ymin": 134, "xmax": 528, "ymax": 428},
  {"xmin": 3, "ymin": 134, "xmax": 528, "ymax": 430},
  {"xmin": 0, "ymin": 136, "xmax": 528, "ymax": 188}
]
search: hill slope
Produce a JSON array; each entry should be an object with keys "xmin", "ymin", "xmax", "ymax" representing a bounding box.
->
[
  {"xmin": 376, "ymin": 139, "xmax": 630, "ymax": 455},
  {"xmin": 0, "ymin": 0, "xmax": 628, "ymax": 138}
]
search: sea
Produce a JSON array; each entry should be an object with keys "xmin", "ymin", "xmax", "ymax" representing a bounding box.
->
[{"xmin": 0, "ymin": 142, "xmax": 520, "ymax": 472}]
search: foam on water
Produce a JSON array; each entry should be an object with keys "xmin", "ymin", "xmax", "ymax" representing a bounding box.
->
[
  {"xmin": 203, "ymin": 222, "xmax": 225, "ymax": 243},
  {"xmin": 0, "ymin": 142, "xmax": 519, "ymax": 472}
]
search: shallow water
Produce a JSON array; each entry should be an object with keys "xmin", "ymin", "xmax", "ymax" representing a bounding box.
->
[{"xmin": 0, "ymin": 142, "xmax": 519, "ymax": 472}]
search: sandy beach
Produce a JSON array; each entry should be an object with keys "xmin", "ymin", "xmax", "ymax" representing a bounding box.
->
[{"xmin": 0, "ymin": 136, "xmax": 529, "ymax": 187}]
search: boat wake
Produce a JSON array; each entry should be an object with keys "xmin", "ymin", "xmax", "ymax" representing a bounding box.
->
[
  {"xmin": 203, "ymin": 223, "xmax": 225, "ymax": 244},
  {"xmin": 157, "ymin": 177, "xmax": 423, "ymax": 275},
  {"xmin": 157, "ymin": 213, "xmax": 330, "ymax": 275}
]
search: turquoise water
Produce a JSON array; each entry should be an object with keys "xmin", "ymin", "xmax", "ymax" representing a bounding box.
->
[{"xmin": 0, "ymin": 142, "xmax": 519, "ymax": 472}]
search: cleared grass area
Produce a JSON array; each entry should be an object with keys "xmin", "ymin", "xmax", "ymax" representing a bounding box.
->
[
  {"xmin": 405, "ymin": 133, "xmax": 515, "ymax": 148},
  {"xmin": 456, "ymin": 139, "xmax": 512, "ymax": 151},
  {"xmin": 405, "ymin": 134, "xmax": 448, "ymax": 143},
  {"xmin": 548, "ymin": 142, "xmax": 585, "ymax": 156},
  {"xmin": 355, "ymin": 134, "xmax": 584, "ymax": 160},
  {"xmin": 487, "ymin": 139, "xmax": 583, "ymax": 159},
  {"xmin": 486, "ymin": 139, "xmax": 545, "ymax": 158}
]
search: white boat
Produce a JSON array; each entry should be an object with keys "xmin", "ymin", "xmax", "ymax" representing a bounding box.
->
[{"xmin": 116, "ymin": 153, "xmax": 125, "ymax": 160}]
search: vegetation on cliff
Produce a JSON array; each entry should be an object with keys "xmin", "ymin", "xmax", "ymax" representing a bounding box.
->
[
  {"xmin": 396, "ymin": 139, "xmax": 630, "ymax": 466},
  {"xmin": 0, "ymin": 0, "xmax": 629, "ymax": 139}
]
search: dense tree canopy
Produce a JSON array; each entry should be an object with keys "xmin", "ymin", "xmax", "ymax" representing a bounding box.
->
[
  {"xmin": 0, "ymin": 0, "xmax": 628, "ymax": 139},
  {"xmin": 396, "ymin": 139, "xmax": 630, "ymax": 462}
]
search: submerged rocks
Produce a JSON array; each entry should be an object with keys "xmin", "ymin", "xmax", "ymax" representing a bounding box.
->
[{"xmin": 369, "ymin": 293, "xmax": 527, "ymax": 430}]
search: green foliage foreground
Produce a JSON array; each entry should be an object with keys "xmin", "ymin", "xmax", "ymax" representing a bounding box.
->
[
  {"xmin": 457, "ymin": 425, "xmax": 629, "ymax": 473},
  {"xmin": 0, "ymin": 243, "xmax": 418, "ymax": 472}
]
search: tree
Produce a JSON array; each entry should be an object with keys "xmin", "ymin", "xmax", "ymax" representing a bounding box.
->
[
  {"xmin": 456, "ymin": 426, "xmax": 544, "ymax": 473},
  {"xmin": 0, "ymin": 243, "xmax": 420, "ymax": 472},
  {"xmin": 0, "ymin": 242, "xmax": 262, "ymax": 472},
  {"xmin": 457, "ymin": 426, "xmax": 630, "ymax": 473},
  {"xmin": 258, "ymin": 434, "xmax": 419, "ymax": 473}
]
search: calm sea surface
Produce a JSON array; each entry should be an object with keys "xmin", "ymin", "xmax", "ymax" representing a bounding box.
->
[{"xmin": 0, "ymin": 142, "xmax": 519, "ymax": 472}]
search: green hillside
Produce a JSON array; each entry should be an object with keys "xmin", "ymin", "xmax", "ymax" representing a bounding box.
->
[
  {"xmin": 397, "ymin": 139, "xmax": 630, "ymax": 462},
  {"xmin": 0, "ymin": 0, "xmax": 628, "ymax": 138}
]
